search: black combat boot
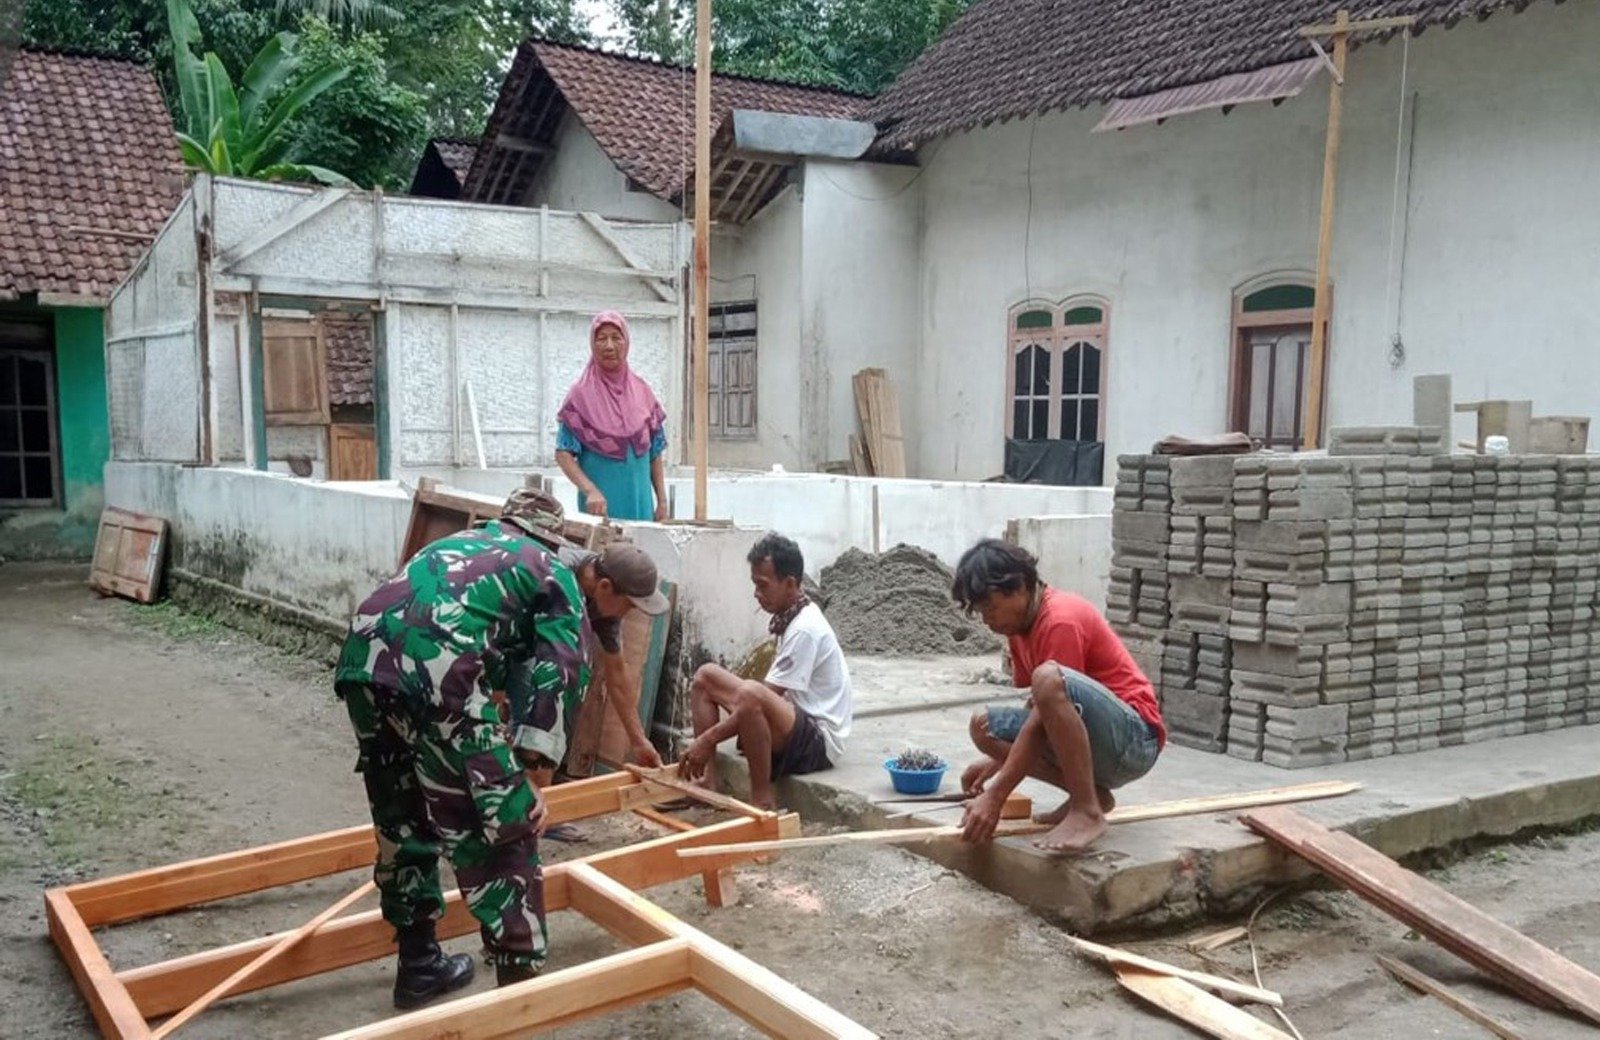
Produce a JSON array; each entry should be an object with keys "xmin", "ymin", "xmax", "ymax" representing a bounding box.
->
[
  {"xmin": 393, "ymin": 921, "xmax": 475, "ymax": 1010},
  {"xmin": 496, "ymin": 962, "xmax": 540, "ymax": 988}
]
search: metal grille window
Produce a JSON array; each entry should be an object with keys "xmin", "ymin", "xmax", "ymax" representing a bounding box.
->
[
  {"xmin": 708, "ymin": 301, "xmax": 756, "ymax": 439},
  {"xmin": 0, "ymin": 321, "xmax": 60, "ymax": 506}
]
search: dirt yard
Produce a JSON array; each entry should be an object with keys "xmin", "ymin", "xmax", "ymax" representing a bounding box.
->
[{"xmin": 5, "ymin": 560, "xmax": 1600, "ymax": 1039}]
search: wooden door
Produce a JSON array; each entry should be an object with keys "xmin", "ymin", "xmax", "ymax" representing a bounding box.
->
[
  {"xmin": 1236, "ymin": 325, "xmax": 1313, "ymax": 451},
  {"xmin": 328, "ymin": 424, "xmax": 377, "ymax": 481},
  {"xmin": 261, "ymin": 317, "xmax": 329, "ymax": 426}
]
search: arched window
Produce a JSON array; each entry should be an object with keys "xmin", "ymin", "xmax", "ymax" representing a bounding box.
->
[
  {"xmin": 1005, "ymin": 298, "xmax": 1109, "ymax": 443},
  {"xmin": 1229, "ymin": 276, "xmax": 1324, "ymax": 451}
]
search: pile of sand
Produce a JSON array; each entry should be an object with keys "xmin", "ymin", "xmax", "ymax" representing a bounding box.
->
[{"xmin": 818, "ymin": 544, "xmax": 1002, "ymax": 656}]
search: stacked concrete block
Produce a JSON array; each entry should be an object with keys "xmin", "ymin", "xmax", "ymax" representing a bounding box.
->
[
  {"xmin": 1108, "ymin": 450, "xmax": 1600, "ymax": 767},
  {"xmin": 1328, "ymin": 425, "xmax": 1447, "ymax": 456}
]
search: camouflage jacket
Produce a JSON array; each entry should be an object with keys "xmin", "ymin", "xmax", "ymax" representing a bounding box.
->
[{"xmin": 336, "ymin": 520, "xmax": 594, "ymax": 718}]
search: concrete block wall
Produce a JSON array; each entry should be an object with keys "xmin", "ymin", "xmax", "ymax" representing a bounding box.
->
[{"xmin": 1110, "ymin": 452, "xmax": 1600, "ymax": 767}]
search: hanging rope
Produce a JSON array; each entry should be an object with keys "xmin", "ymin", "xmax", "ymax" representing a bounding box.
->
[{"xmin": 1384, "ymin": 30, "xmax": 1413, "ymax": 368}]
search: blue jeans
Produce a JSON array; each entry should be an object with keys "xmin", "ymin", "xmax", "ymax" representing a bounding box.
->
[{"xmin": 986, "ymin": 666, "xmax": 1160, "ymax": 790}]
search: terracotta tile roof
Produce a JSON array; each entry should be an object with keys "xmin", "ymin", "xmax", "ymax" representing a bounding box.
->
[
  {"xmin": 431, "ymin": 137, "xmax": 479, "ymax": 182},
  {"xmin": 0, "ymin": 50, "xmax": 184, "ymax": 302},
  {"xmin": 323, "ymin": 313, "xmax": 373, "ymax": 407},
  {"xmin": 869, "ymin": 0, "xmax": 1552, "ymax": 149},
  {"xmin": 464, "ymin": 40, "xmax": 869, "ymax": 204}
]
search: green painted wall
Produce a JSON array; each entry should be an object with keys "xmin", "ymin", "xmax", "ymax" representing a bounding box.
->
[{"xmin": 0, "ymin": 305, "xmax": 108, "ymax": 560}]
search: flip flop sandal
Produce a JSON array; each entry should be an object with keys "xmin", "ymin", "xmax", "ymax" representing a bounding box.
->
[{"xmin": 542, "ymin": 823, "xmax": 589, "ymax": 843}]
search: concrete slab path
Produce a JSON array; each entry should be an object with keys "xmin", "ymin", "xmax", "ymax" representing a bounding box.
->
[{"xmin": 716, "ymin": 656, "xmax": 1600, "ymax": 933}]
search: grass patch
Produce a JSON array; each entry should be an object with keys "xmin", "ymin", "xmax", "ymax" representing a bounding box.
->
[
  {"xmin": 125, "ymin": 601, "xmax": 229, "ymax": 642},
  {"xmin": 3, "ymin": 734, "xmax": 186, "ymax": 866}
]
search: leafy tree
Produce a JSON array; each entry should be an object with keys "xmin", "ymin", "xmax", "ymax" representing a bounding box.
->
[
  {"xmin": 282, "ymin": 17, "xmax": 428, "ymax": 189},
  {"xmin": 274, "ymin": 0, "xmax": 401, "ymax": 30},
  {"xmin": 608, "ymin": 0, "xmax": 972, "ymax": 95},
  {"xmin": 166, "ymin": 0, "xmax": 352, "ymax": 183}
]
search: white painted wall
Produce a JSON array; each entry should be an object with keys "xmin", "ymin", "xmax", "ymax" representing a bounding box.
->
[
  {"xmin": 525, "ymin": 113, "xmax": 684, "ymax": 223},
  {"xmin": 709, "ymin": 188, "xmax": 806, "ymax": 469},
  {"xmin": 913, "ymin": 1, "xmax": 1600, "ymax": 480},
  {"xmin": 1008, "ymin": 514, "xmax": 1113, "ymax": 610}
]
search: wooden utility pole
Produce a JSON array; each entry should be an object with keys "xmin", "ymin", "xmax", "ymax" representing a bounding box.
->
[
  {"xmin": 1298, "ymin": 10, "xmax": 1414, "ymax": 451},
  {"xmin": 1301, "ymin": 8, "xmax": 1348, "ymax": 452},
  {"xmin": 692, "ymin": 0, "xmax": 712, "ymax": 519}
]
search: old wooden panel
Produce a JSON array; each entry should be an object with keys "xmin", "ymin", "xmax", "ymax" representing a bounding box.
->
[
  {"xmin": 261, "ymin": 317, "xmax": 328, "ymax": 427},
  {"xmin": 328, "ymin": 424, "xmax": 377, "ymax": 482},
  {"xmin": 89, "ymin": 507, "xmax": 168, "ymax": 604},
  {"xmin": 569, "ymin": 581, "xmax": 678, "ymax": 777}
]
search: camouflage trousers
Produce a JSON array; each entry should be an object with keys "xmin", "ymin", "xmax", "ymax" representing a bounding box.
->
[{"xmin": 340, "ymin": 681, "xmax": 548, "ymax": 969}]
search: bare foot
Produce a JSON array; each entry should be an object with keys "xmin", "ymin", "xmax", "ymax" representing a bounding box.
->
[
  {"xmin": 1034, "ymin": 807, "xmax": 1108, "ymax": 853},
  {"xmin": 1033, "ymin": 788, "xmax": 1115, "ymax": 825},
  {"xmin": 750, "ymin": 792, "xmax": 778, "ymax": 811}
]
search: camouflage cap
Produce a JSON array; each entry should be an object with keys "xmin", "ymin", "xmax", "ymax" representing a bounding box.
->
[{"xmin": 500, "ymin": 486, "xmax": 566, "ymax": 545}]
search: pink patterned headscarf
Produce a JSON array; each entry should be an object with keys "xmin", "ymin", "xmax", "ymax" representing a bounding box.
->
[{"xmin": 557, "ymin": 312, "xmax": 666, "ymax": 460}]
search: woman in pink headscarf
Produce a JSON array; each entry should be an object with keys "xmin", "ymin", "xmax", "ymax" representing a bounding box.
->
[{"xmin": 555, "ymin": 312, "xmax": 669, "ymax": 521}]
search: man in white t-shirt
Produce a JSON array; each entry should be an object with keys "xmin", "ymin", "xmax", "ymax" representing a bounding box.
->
[{"xmin": 680, "ymin": 533, "xmax": 853, "ymax": 810}]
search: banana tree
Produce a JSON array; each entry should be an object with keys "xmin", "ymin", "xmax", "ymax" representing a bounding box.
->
[{"xmin": 167, "ymin": 0, "xmax": 353, "ymax": 184}]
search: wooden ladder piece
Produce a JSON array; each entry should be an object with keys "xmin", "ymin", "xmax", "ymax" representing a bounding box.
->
[
  {"xmin": 1243, "ymin": 807, "xmax": 1600, "ymax": 1026},
  {"xmin": 1068, "ymin": 936, "xmax": 1281, "ymax": 1007}
]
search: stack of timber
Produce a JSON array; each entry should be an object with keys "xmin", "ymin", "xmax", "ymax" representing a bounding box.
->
[{"xmin": 852, "ymin": 368, "xmax": 907, "ymax": 478}]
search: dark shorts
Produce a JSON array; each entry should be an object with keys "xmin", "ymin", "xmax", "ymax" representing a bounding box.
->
[
  {"xmin": 986, "ymin": 666, "xmax": 1160, "ymax": 790},
  {"xmin": 772, "ymin": 707, "xmax": 833, "ymax": 779}
]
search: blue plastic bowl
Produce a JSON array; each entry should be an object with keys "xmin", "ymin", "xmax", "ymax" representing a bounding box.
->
[{"xmin": 884, "ymin": 758, "xmax": 948, "ymax": 796}]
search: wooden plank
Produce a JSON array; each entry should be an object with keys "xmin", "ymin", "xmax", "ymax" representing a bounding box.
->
[
  {"xmin": 692, "ymin": 0, "xmax": 710, "ymax": 521},
  {"xmin": 1114, "ymin": 964, "xmax": 1294, "ymax": 1040},
  {"xmin": 1301, "ymin": 13, "xmax": 1415, "ymax": 36},
  {"xmin": 1243, "ymin": 807, "xmax": 1600, "ymax": 1025},
  {"xmin": 1189, "ymin": 926, "xmax": 1250, "ymax": 954},
  {"xmin": 117, "ymin": 815, "xmax": 787, "ymax": 1017},
  {"xmin": 46, "ymin": 889, "xmax": 153, "ymax": 1040},
  {"xmin": 68, "ymin": 772, "xmax": 644, "ymax": 928},
  {"xmin": 89, "ymin": 507, "xmax": 168, "ymax": 604},
  {"xmin": 328, "ymin": 424, "xmax": 377, "ymax": 481},
  {"xmin": 1301, "ymin": 7, "xmax": 1348, "ymax": 452},
  {"xmin": 261, "ymin": 317, "xmax": 329, "ymax": 426},
  {"xmin": 1067, "ymin": 935, "xmax": 1282, "ymax": 1007},
  {"xmin": 577, "ymin": 211, "xmax": 675, "ymax": 302},
  {"xmin": 397, "ymin": 478, "xmax": 503, "ymax": 564},
  {"xmin": 569, "ymin": 581, "xmax": 677, "ymax": 777},
  {"xmin": 871, "ymin": 370, "xmax": 907, "ymax": 478},
  {"xmin": 851, "ymin": 372, "xmax": 877, "ymax": 475},
  {"xmin": 568, "ymin": 865, "xmax": 874, "ymax": 1039},
  {"xmin": 1106, "ymin": 780, "xmax": 1361, "ymax": 824},
  {"xmin": 65, "ymin": 825, "xmax": 377, "ymax": 928},
  {"xmin": 149, "ymin": 880, "xmax": 375, "ymax": 1038},
  {"xmin": 318, "ymin": 941, "xmax": 694, "ymax": 1040},
  {"xmin": 1377, "ymin": 955, "xmax": 1530, "ymax": 1040},
  {"xmin": 680, "ymin": 781, "xmax": 1363, "ymax": 860},
  {"xmin": 622, "ymin": 764, "xmax": 776, "ymax": 819}
]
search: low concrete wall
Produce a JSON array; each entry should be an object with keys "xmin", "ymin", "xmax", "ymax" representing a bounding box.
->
[
  {"xmin": 103, "ymin": 462, "xmax": 769, "ymax": 668},
  {"xmin": 1007, "ymin": 514, "xmax": 1114, "ymax": 610}
]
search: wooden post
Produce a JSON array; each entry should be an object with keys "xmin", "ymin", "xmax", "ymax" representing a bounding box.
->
[
  {"xmin": 692, "ymin": 0, "xmax": 712, "ymax": 520},
  {"xmin": 1303, "ymin": 8, "xmax": 1348, "ymax": 452}
]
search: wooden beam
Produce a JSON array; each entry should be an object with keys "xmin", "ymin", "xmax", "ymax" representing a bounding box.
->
[
  {"xmin": 495, "ymin": 134, "xmax": 550, "ymax": 155},
  {"xmin": 1301, "ymin": 14, "xmax": 1415, "ymax": 36},
  {"xmin": 1114, "ymin": 964, "xmax": 1294, "ymax": 1040},
  {"xmin": 46, "ymin": 889, "xmax": 153, "ymax": 1040},
  {"xmin": 116, "ymin": 815, "xmax": 787, "ymax": 1018},
  {"xmin": 319, "ymin": 940, "xmax": 695, "ymax": 1040},
  {"xmin": 692, "ymin": 0, "xmax": 711, "ymax": 520},
  {"xmin": 217, "ymin": 188, "xmax": 352, "ymax": 271},
  {"xmin": 150, "ymin": 880, "xmax": 376, "ymax": 1039},
  {"xmin": 568, "ymin": 865, "xmax": 876, "ymax": 1039},
  {"xmin": 679, "ymin": 781, "xmax": 1362, "ymax": 861},
  {"xmin": 65, "ymin": 771, "xmax": 651, "ymax": 928},
  {"xmin": 1067, "ymin": 936, "xmax": 1282, "ymax": 1007},
  {"xmin": 622, "ymin": 764, "xmax": 777, "ymax": 819},
  {"xmin": 1302, "ymin": 7, "xmax": 1348, "ymax": 451},
  {"xmin": 1376, "ymin": 955, "xmax": 1530, "ymax": 1040},
  {"xmin": 577, "ymin": 211, "xmax": 675, "ymax": 302},
  {"xmin": 1243, "ymin": 807, "xmax": 1600, "ymax": 1025}
]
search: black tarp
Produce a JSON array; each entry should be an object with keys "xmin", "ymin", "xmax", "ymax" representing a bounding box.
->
[{"xmin": 1003, "ymin": 439, "xmax": 1105, "ymax": 486}]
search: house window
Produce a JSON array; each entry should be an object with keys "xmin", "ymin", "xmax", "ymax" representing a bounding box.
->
[
  {"xmin": 708, "ymin": 301, "xmax": 756, "ymax": 439},
  {"xmin": 0, "ymin": 320, "xmax": 61, "ymax": 507},
  {"xmin": 1006, "ymin": 299, "xmax": 1109, "ymax": 442},
  {"xmin": 1229, "ymin": 279, "xmax": 1323, "ymax": 451}
]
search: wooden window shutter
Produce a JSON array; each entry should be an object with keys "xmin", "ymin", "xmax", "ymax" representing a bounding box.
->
[{"xmin": 261, "ymin": 317, "xmax": 329, "ymax": 426}]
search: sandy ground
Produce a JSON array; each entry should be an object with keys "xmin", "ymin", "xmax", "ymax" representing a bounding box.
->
[{"xmin": 5, "ymin": 560, "xmax": 1600, "ymax": 1039}]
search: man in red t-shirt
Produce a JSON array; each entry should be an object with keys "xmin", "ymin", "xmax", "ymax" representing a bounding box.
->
[{"xmin": 952, "ymin": 540, "xmax": 1165, "ymax": 852}]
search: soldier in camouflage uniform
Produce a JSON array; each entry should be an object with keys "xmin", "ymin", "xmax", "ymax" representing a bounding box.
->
[{"xmin": 335, "ymin": 488, "xmax": 666, "ymax": 1007}]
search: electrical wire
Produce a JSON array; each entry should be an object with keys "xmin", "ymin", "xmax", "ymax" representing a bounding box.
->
[
  {"xmin": 1024, "ymin": 113, "xmax": 1038, "ymax": 302},
  {"xmin": 1383, "ymin": 30, "xmax": 1413, "ymax": 369},
  {"xmin": 1247, "ymin": 887, "xmax": 1307, "ymax": 1040}
]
